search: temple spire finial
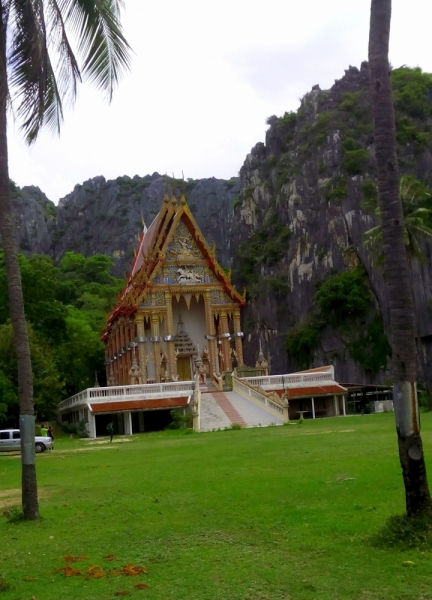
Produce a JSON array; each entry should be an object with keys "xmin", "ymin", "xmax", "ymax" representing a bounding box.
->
[
  {"xmin": 171, "ymin": 173, "xmax": 178, "ymax": 206},
  {"xmin": 163, "ymin": 173, "xmax": 169, "ymax": 204},
  {"xmin": 180, "ymin": 172, "xmax": 187, "ymax": 206}
]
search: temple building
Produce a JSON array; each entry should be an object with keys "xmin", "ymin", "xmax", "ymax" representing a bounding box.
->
[
  {"xmin": 57, "ymin": 191, "xmax": 370, "ymax": 437},
  {"xmin": 101, "ymin": 190, "xmax": 246, "ymax": 385}
]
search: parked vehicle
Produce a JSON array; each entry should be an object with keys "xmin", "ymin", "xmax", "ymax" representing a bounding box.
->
[{"xmin": 0, "ymin": 429, "xmax": 54, "ymax": 453}]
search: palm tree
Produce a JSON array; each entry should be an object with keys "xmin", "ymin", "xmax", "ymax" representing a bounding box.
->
[
  {"xmin": 0, "ymin": 0, "xmax": 131, "ymax": 520},
  {"xmin": 369, "ymin": 0, "xmax": 431, "ymax": 516},
  {"xmin": 364, "ymin": 175, "xmax": 432, "ymax": 264}
]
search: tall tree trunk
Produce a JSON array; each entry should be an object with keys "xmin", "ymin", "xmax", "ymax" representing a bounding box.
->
[
  {"xmin": 0, "ymin": 10, "xmax": 39, "ymax": 520},
  {"xmin": 368, "ymin": 0, "xmax": 431, "ymax": 516}
]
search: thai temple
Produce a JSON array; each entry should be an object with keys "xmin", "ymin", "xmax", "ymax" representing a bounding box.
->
[
  {"xmin": 57, "ymin": 190, "xmax": 357, "ymax": 437},
  {"xmin": 103, "ymin": 189, "xmax": 246, "ymax": 386}
]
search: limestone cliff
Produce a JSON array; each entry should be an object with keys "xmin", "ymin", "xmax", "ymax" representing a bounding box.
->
[
  {"xmin": 231, "ymin": 62, "xmax": 432, "ymax": 386},
  {"xmin": 53, "ymin": 173, "xmax": 239, "ymax": 277},
  {"xmin": 1, "ymin": 183, "xmax": 55, "ymax": 255}
]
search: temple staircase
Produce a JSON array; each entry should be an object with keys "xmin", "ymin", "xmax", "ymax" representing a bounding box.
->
[{"xmin": 199, "ymin": 390, "xmax": 284, "ymax": 431}]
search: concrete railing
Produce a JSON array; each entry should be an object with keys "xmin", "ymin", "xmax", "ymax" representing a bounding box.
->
[
  {"xmin": 240, "ymin": 369, "xmax": 334, "ymax": 389},
  {"xmin": 233, "ymin": 375, "xmax": 284, "ymax": 417},
  {"xmin": 212, "ymin": 373, "xmax": 223, "ymax": 391},
  {"xmin": 58, "ymin": 381, "xmax": 195, "ymax": 411}
]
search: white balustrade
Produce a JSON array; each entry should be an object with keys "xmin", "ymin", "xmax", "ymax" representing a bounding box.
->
[
  {"xmin": 240, "ymin": 368, "xmax": 335, "ymax": 390},
  {"xmin": 233, "ymin": 377, "xmax": 284, "ymax": 415},
  {"xmin": 58, "ymin": 381, "xmax": 195, "ymax": 411}
]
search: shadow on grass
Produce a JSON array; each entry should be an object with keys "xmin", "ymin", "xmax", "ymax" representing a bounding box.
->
[{"xmin": 370, "ymin": 512, "xmax": 432, "ymax": 550}]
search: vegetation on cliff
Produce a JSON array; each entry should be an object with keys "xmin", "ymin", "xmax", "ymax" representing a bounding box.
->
[{"xmin": 285, "ymin": 267, "xmax": 390, "ymax": 373}]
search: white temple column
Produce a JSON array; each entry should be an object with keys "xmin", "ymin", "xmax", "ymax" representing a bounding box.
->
[
  {"xmin": 87, "ymin": 412, "xmax": 96, "ymax": 439},
  {"xmin": 124, "ymin": 411, "xmax": 132, "ymax": 435},
  {"xmin": 333, "ymin": 395, "xmax": 340, "ymax": 416},
  {"xmin": 311, "ymin": 397, "xmax": 316, "ymax": 419}
]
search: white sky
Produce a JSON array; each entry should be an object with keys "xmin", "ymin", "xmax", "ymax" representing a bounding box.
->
[{"xmin": 7, "ymin": 0, "xmax": 432, "ymax": 204}]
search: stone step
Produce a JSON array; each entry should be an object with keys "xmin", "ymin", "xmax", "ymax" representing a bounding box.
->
[{"xmin": 199, "ymin": 389, "xmax": 284, "ymax": 431}]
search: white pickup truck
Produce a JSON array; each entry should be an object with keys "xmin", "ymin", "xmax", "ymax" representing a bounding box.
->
[{"xmin": 0, "ymin": 429, "xmax": 54, "ymax": 453}]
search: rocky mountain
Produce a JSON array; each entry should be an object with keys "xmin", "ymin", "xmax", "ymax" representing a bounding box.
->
[
  {"xmin": 6, "ymin": 173, "xmax": 240, "ymax": 277},
  {"xmin": 4, "ymin": 183, "xmax": 55, "ymax": 255},
  {"xmin": 4, "ymin": 62, "xmax": 432, "ymax": 386},
  {"xmin": 231, "ymin": 62, "xmax": 432, "ymax": 386}
]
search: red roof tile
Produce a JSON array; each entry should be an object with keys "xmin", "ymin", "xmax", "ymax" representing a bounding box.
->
[
  {"xmin": 271, "ymin": 385, "xmax": 346, "ymax": 399},
  {"xmin": 89, "ymin": 397, "xmax": 189, "ymax": 413}
]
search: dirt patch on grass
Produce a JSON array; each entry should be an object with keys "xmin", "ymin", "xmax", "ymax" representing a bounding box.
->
[
  {"xmin": 301, "ymin": 429, "xmax": 355, "ymax": 436},
  {"xmin": 0, "ymin": 487, "xmax": 51, "ymax": 508},
  {"xmin": 85, "ymin": 438, "xmax": 133, "ymax": 446}
]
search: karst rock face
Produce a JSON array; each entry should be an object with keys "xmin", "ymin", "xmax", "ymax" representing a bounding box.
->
[
  {"xmin": 3, "ymin": 184, "xmax": 55, "ymax": 254},
  {"xmin": 4, "ymin": 63, "xmax": 432, "ymax": 384},
  {"xmin": 231, "ymin": 63, "xmax": 432, "ymax": 384},
  {"xmin": 52, "ymin": 173, "xmax": 239, "ymax": 277}
]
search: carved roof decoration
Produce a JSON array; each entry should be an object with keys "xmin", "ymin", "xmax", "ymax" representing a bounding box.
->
[{"xmin": 102, "ymin": 191, "xmax": 245, "ymax": 340}]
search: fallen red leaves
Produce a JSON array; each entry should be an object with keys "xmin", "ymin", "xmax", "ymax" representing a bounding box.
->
[
  {"xmin": 51, "ymin": 554, "xmax": 150, "ymax": 597},
  {"xmin": 119, "ymin": 564, "xmax": 148, "ymax": 576},
  {"xmin": 63, "ymin": 555, "xmax": 87, "ymax": 563},
  {"xmin": 53, "ymin": 565, "xmax": 83, "ymax": 577}
]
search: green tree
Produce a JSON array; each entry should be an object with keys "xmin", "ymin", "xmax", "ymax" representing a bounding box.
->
[
  {"xmin": 369, "ymin": 0, "xmax": 431, "ymax": 516},
  {"xmin": 0, "ymin": 1, "xmax": 131, "ymax": 520},
  {"xmin": 364, "ymin": 176, "xmax": 432, "ymax": 263},
  {"xmin": 0, "ymin": 251, "xmax": 123, "ymax": 421}
]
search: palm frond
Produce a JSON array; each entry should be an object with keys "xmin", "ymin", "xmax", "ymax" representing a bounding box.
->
[
  {"xmin": 60, "ymin": 0, "xmax": 131, "ymax": 101},
  {"xmin": 45, "ymin": 0, "xmax": 81, "ymax": 104},
  {"xmin": 9, "ymin": 0, "xmax": 63, "ymax": 142}
]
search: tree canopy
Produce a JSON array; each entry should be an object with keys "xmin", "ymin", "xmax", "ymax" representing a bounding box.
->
[{"xmin": 0, "ymin": 252, "xmax": 124, "ymax": 425}]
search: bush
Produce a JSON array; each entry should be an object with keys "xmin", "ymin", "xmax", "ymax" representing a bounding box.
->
[
  {"xmin": 168, "ymin": 409, "xmax": 192, "ymax": 430},
  {"xmin": 371, "ymin": 512, "xmax": 432, "ymax": 550},
  {"xmin": 392, "ymin": 66, "xmax": 432, "ymax": 120},
  {"xmin": 315, "ymin": 268, "xmax": 370, "ymax": 324},
  {"xmin": 285, "ymin": 319, "xmax": 323, "ymax": 369},
  {"xmin": 2, "ymin": 504, "xmax": 24, "ymax": 523},
  {"xmin": 325, "ymin": 178, "xmax": 348, "ymax": 203},
  {"xmin": 62, "ymin": 419, "xmax": 89, "ymax": 438},
  {"xmin": 343, "ymin": 148, "xmax": 369, "ymax": 175},
  {"xmin": 348, "ymin": 317, "xmax": 390, "ymax": 373}
]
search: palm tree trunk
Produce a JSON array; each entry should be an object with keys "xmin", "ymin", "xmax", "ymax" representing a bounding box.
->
[
  {"xmin": 368, "ymin": 0, "xmax": 431, "ymax": 516},
  {"xmin": 0, "ymin": 15, "xmax": 39, "ymax": 520}
]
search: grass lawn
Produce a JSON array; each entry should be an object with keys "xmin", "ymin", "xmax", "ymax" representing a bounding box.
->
[{"xmin": 1, "ymin": 413, "xmax": 432, "ymax": 599}]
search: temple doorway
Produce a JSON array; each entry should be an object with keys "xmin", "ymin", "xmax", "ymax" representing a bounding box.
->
[{"xmin": 177, "ymin": 356, "xmax": 192, "ymax": 381}]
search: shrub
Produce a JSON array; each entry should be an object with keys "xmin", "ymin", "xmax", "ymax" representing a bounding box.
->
[
  {"xmin": 168, "ymin": 409, "xmax": 192, "ymax": 430},
  {"xmin": 285, "ymin": 319, "xmax": 323, "ymax": 369},
  {"xmin": 2, "ymin": 504, "xmax": 24, "ymax": 523},
  {"xmin": 315, "ymin": 268, "xmax": 370, "ymax": 324},
  {"xmin": 325, "ymin": 178, "xmax": 348, "ymax": 203},
  {"xmin": 348, "ymin": 317, "xmax": 391, "ymax": 373},
  {"xmin": 361, "ymin": 180, "xmax": 378, "ymax": 203},
  {"xmin": 62, "ymin": 419, "xmax": 89, "ymax": 438},
  {"xmin": 392, "ymin": 66, "xmax": 432, "ymax": 120},
  {"xmin": 371, "ymin": 512, "xmax": 432, "ymax": 550},
  {"xmin": 343, "ymin": 148, "xmax": 369, "ymax": 175}
]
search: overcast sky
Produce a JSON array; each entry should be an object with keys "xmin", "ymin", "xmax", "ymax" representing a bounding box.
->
[{"xmin": 7, "ymin": 0, "xmax": 432, "ymax": 204}]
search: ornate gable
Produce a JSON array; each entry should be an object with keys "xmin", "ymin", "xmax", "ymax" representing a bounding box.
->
[{"xmin": 165, "ymin": 221, "xmax": 204, "ymax": 262}]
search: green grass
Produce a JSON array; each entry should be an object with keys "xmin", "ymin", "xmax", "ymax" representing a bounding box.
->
[{"xmin": 1, "ymin": 414, "xmax": 432, "ymax": 599}]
